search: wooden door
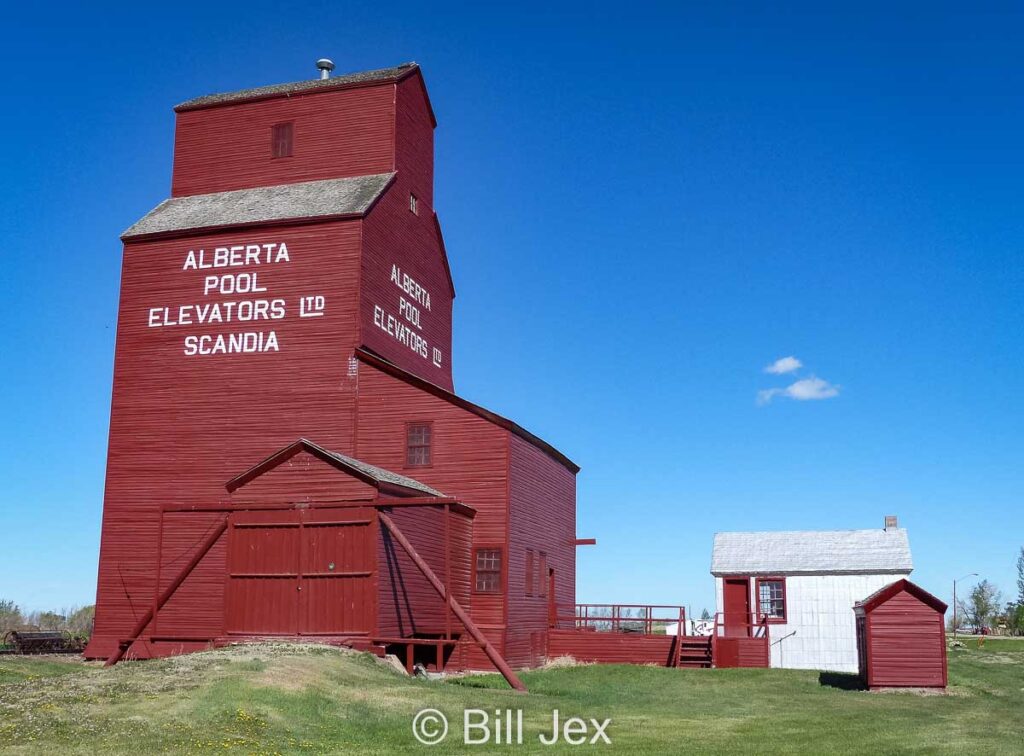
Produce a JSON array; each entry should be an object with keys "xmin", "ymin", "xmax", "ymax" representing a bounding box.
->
[
  {"xmin": 723, "ymin": 577, "xmax": 751, "ymax": 638},
  {"xmin": 299, "ymin": 508, "xmax": 375, "ymax": 635},
  {"xmin": 225, "ymin": 508, "xmax": 375, "ymax": 636},
  {"xmin": 225, "ymin": 510, "xmax": 301, "ymax": 634}
]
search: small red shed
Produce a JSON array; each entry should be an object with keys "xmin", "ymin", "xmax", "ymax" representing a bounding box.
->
[{"xmin": 854, "ymin": 579, "xmax": 948, "ymax": 690}]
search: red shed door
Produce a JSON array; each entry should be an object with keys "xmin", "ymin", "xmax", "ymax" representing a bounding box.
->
[
  {"xmin": 723, "ymin": 578, "xmax": 751, "ymax": 637},
  {"xmin": 226, "ymin": 508, "xmax": 374, "ymax": 636}
]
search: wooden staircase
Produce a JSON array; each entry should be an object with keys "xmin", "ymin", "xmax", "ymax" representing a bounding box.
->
[{"xmin": 672, "ymin": 634, "xmax": 713, "ymax": 668}]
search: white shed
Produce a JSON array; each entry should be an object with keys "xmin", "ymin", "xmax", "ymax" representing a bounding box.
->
[{"xmin": 710, "ymin": 517, "xmax": 912, "ymax": 673}]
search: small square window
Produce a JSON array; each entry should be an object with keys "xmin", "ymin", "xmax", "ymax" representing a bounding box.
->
[
  {"xmin": 474, "ymin": 548, "xmax": 502, "ymax": 593},
  {"xmin": 757, "ymin": 578, "xmax": 786, "ymax": 622},
  {"xmin": 409, "ymin": 193, "xmax": 418, "ymax": 215},
  {"xmin": 271, "ymin": 122, "xmax": 293, "ymax": 158},
  {"xmin": 406, "ymin": 422, "xmax": 432, "ymax": 467}
]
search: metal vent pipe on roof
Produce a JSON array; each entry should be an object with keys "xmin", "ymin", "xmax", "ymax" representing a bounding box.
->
[{"xmin": 316, "ymin": 58, "xmax": 335, "ymax": 80}]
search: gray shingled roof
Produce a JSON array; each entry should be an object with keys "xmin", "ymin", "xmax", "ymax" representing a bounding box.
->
[
  {"xmin": 711, "ymin": 528, "xmax": 913, "ymax": 575},
  {"xmin": 319, "ymin": 447, "xmax": 444, "ymax": 497},
  {"xmin": 122, "ymin": 173, "xmax": 394, "ymax": 239},
  {"xmin": 175, "ymin": 63, "xmax": 418, "ymax": 111}
]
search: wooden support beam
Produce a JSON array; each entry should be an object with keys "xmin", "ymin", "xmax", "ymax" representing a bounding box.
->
[
  {"xmin": 105, "ymin": 517, "xmax": 228, "ymax": 667},
  {"xmin": 572, "ymin": 538, "xmax": 596, "ymax": 546},
  {"xmin": 378, "ymin": 511, "xmax": 526, "ymax": 693}
]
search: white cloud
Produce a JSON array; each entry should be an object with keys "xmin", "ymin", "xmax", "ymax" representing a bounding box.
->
[
  {"xmin": 757, "ymin": 376, "xmax": 840, "ymax": 406},
  {"xmin": 764, "ymin": 356, "xmax": 803, "ymax": 375}
]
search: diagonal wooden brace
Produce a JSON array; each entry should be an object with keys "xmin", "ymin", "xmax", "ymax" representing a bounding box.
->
[
  {"xmin": 377, "ymin": 511, "xmax": 526, "ymax": 692},
  {"xmin": 105, "ymin": 516, "xmax": 229, "ymax": 666}
]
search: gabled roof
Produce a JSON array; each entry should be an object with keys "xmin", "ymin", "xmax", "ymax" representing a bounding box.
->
[
  {"xmin": 711, "ymin": 528, "xmax": 913, "ymax": 576},
  {"xmin": 122, "ymin": 173, "xmax": 395, "ymax": 240},
  {"xmin": 175, "ymin": 63, "xmax": 421, "ymax": 112},
  {"xmin": 855, "ymin": 579, "xmax": 947, "ymax": 614},
  {"xmin": 226, "ymin": 437, "xmax": 445, "ymax": 498},
  {"xmin": 356, "ymin": 348, "xmax": 580, "ymax": 474}
]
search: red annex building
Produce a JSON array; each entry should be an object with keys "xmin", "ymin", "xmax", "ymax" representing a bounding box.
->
[{"xmin": 85, "ymin": 62, "xmax": 579, "ymax": 679}]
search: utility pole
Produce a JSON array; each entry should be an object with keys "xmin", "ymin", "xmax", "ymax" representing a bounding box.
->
[{"xmin": 953, "ymin": 572, "xmax": 978, "ymax": 639}]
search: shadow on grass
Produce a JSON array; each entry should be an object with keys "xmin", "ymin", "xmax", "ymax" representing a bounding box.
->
[{"xmin": 818, "ymin": 672, "xmax": 865, "ymax": 691}]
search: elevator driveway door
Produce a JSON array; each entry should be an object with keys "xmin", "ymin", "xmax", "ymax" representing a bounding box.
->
[{"xmin": 225, "ymin": 507, "xmax": 375, "ymax": 636}]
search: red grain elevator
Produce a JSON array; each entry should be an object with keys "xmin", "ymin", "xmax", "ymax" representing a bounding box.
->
[
  {"xmin": 86, "ymin": 61, "xmax": 579, "ymax": 674},
  {"xmin": 854, "ymin": 579, "xmax": 948, "ymax": 690}
]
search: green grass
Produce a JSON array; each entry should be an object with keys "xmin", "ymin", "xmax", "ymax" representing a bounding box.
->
[{"xmin": 0, "ymin": 638, "xmax": 1022, "ymax": 754}]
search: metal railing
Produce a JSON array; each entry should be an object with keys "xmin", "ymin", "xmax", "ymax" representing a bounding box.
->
[{"xmin": 550, "ymin": 604, "xmax": 686, "ymax": 635}]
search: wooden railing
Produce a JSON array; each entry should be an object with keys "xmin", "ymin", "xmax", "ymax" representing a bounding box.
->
[
  {"xmin": 550, "ymin": 604, "xmax": 686, "ymax": 636},
  {"xmin": 711, "ymin": 611, "xmax": 770, "ymax": 638}
]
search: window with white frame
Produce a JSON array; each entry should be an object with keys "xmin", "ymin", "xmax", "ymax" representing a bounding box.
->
[{"xmin": 757, "ymin": 578, "xmax": 786, "ymax": 621}]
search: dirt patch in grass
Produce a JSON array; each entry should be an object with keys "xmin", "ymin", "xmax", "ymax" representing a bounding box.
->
[
  {"xmin": 541, "ymin": 655, "xmax": 590, "ymax": 669},
  {"xmin": 870, "ymin": 686, "xmax": 950, "ymax": 696},
  {"xmin": 971, "ymin": 653, "xmax": 1019, "ymax": 665}
]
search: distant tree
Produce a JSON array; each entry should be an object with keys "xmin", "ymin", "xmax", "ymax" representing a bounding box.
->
[
  {"xmin": 947, "ymin": 609, "xmax": 967, "ymax": 632},
  {"xmin": 700, "ymin": 608, "xmax": 712, "ymax": 621},
  {"xmin": 0, "ymin": 600, "xmax": 22, "ymax": 633},
  {"xmin": 1017, "ymin": 547, "xmax": 1024, "ymax": 605},
  {"xmin": 1010, "ymin": 604, "xmax": 1024, "ymax": 637},
  {"xmin": 66, "ymin": 606, "xmax": 95, "ymax": 637},
  {"xmin": 959, "ymin": 580, "xmax": 1003, "ymax": 631},
  {"xmin": 35, "ymin": 611, "xmax": 66, "ymax": 631}
]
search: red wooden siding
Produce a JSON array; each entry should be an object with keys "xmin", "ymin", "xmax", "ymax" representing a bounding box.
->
[
  {"xmin": 506, "ymin": 434, "xmax": 577, "ymax": 667},
  {"xmin": 858, "ymin": 584, "xmax": 947, "ymax": 689},
  {"xmin": 228, "ymin": 450, "xmax": 377, "ymax": 504},
  {"xmin": 172, "ymin": 84, "xmax": 397, "ymax": 197},
  {"xmin": 89, "ymin": 222, "xmax": 364, "ymax": 659},
  {"xmin": 547, "ymin": 630, "xmax": 675, "ymax": 666},
  {"xmin": 377, "ymin": 505, "xmax": 472, "ymax": 637},
  {"xmin": 394, "ymin": 75, "xmax": 435, "ymax": 213},
  {"xmin": 360, "ymin": 172, "xmax": 454, "ymax": 389},
  {"xmin": 353, "ymin": 363, "xmax": 509, "ymax": 666},
  {"xmin": 714, "ymin": 637, "xmax": 769, "ymax": 668},
  {"xmin": 152, "ymin": 511, "xmax": 227, "ymax": 640}
]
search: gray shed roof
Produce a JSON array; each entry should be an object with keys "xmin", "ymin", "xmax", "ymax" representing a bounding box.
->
[
  {"xmin": 122, "ymin": 173, "xmax": 395, "ymax": 239},
  {"xmin": 175, "ymin": 63, "xmax": 418, "ymax": 111},
  {"xmin": 320, "ymin": 448, "xmax": 444, "ymax": 498},
  {"xmin": 711, "ymin": 528, "xmax": 913, "ymax": 576}
]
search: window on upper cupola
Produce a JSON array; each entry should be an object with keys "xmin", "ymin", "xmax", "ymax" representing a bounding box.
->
[{"xmin": 271, "ymin": 122, "xmax": 293, "ymax": 158}]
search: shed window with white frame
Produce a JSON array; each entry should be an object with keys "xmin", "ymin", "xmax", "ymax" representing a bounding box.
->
[{"xmin": 757, "ymin": 578, "xmax": 786, "ymax": 621}]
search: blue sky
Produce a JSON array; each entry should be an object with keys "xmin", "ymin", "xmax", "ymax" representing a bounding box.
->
[{"xmin": 2, "ymin": 2, "xmax": 1022, "ymax": 615}]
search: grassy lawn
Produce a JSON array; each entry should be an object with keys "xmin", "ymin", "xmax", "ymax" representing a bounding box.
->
[{"xmin": 0, "ymin": 638, "xmax": 1021, "ymax": 754}]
